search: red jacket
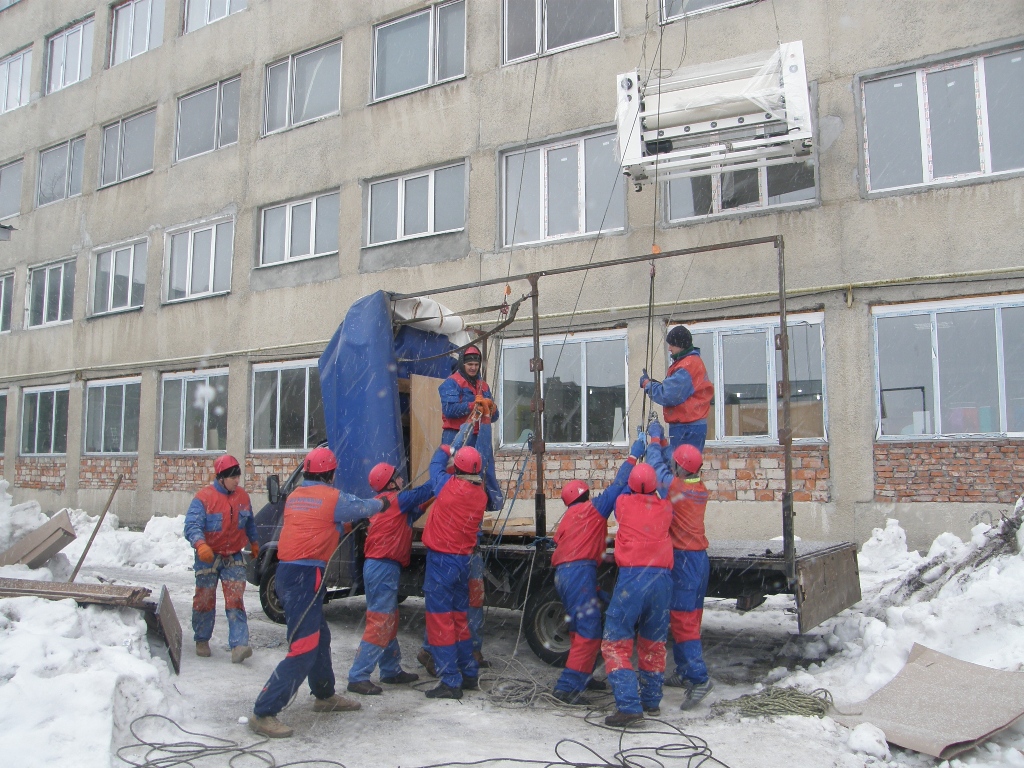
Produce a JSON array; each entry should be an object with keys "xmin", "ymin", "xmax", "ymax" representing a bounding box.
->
[
  {"xmin": 422, "ymin": 476, "xmax": 488, "ymax": 556},
  {"xmin": 277, "ymin": 484, "xmax": 342, "ymax": 564},
  {"xmin": 613, "ymin": 492, "xmax": 673, "ymax": 569},
  {"xmin": 667, "ymin": 477, "xmax": 709, "ymax": 551},
  {"xmin": 552, "ymin": 500, "xmax": 608, "ymax": 566},
  {"xmin": 186, "ymin": 484, "xmax": 254, "ymax": 556},
  {"xmin": 663, "ymin": 354, "xmax": 713, "ymax": 424},
  {"xmin": 363, "ymin": 484, "xmax": 432, "ymax": 567},
  {"xmin": 440, "ymin": 372, "xmax": 494, "ymax": 431}
]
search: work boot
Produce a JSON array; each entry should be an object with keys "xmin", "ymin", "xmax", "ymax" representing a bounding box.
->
[
  {"xmin": 643, "ymin": 706, "xmax": 661, "ymax": 716},
  {"xmin": 195, "ymin": 641, "xmax": 211, "ymax": 657},
  {"xmin": 680, "ymin": 679, "xmax": 715, "ymax": 710},
  {"xmin": 380, "ymin": 671, "xmax": 419, "ymax": 685},
  {"xmin": 552, "ymin": 689, "xmax": 595, "ymax": 706},
  {"xmin": 663, "ymin": 672, "xmax": 686, "ymax": 688},
  {"xmin": 604, "ymin": 710, "xmax": 644, "ymax": 728},
  {"xmin": 461, "ymin": 675, "xmax": 479, "ymax": 691},
  {"xmin": 347, "ymin": 680, "xmax": 383, "ymax": 696},
  {"xmin": 585, "ymin": 678, "xmax": 608, "ymax": 691},
  {"xmin": 248, "ymin": 715, "xmax": 293, "ymax": 739},
  {"xmin": 311, "ymin": 694, "xmax": 362, "ymax": 712},
  {"xmin": 231, "ymin": 645, "xmax": 252, "ymax": 664},
  {"xmin": 425, "ymin": 683, "xmax": 463, "ymax": 700},
  {"xmin": 473, "ymin": 650, "xmax": 491, "ymax": 669},
  {"xmin": 417, "ymin": 648, "xmax": 437, "ymax": 677}
]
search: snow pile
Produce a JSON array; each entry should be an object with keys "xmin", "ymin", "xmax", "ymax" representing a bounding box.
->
[
  {"xmin": 0, "ymin": 480, "xmax": 72, "ymax": 580},
  {"xmin": 63, "ymin": 510, "xmax": 194, "ymax": 571}
]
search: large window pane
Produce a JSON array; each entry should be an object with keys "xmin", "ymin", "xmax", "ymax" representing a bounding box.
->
[
  {"xmin": 37, "ymin": 391, "xmax": 55, "ymax": 454},
  {"xmin": 505, "ymin": 150, "xmax": 540, "ymax": 245},
  {"xmin": 690, "ymin": 332, "xmax": 716, "ymax": 441},
  {"xmin": 178, "ymin": 86, "xmax": 218, "ymax": 160},
  {"xmin": 130, "ymin": 0, "xmax": 151, "ymax": 58},
  {"xmin": 767, "ymin": 161, "xmax": 816, "ymax": 204},
  {"xmin": 265, "ymin": 61, "xmax": 289, "ymax": 133},
  {"xmin": 54, "ymin": 391, "xmax": 69, "ymax": 454},
  {"xmin": 984, "ymin": 51, "xmax": 1024, "ymax": 173},
  {"xmin": 1, "ymin": 274, "xmax": 12, "ymax": 333},
  {"xmin": 190, "ymin": 229, "xmax": 212, "ymax": 294},
  {"xmin": 669, "ymin": 176, "xmax": 714, "ymax": 220},
  {"xmin": 927, "ymin": 66, "xmax": 981, "ymax": 178},
  {"xmin": 586, "ymin": 338, "xmax": 626, "ymax": 443},
  {"xmin": 112, "ymin": 248, "xmax": 132, "ymax": 308},
  {"xmin": 123, "ymin": 383, "xmax": 140, "ymax": 452},
  {"xmin": 546, "ymin": 0, "xmax": 615, "ymax": 51},
  {"xmin": 86, "ymin": 387, "xmax": 104, "ymax": 453},
  {"xmin": 60, "ymin": 261, "xmax": 75, "ymax": 321},
  {"xmin": 434, "ymin": 164, "xmax": 465, "ymax": 231},
  {"xmin": 314, "ymin": 193, "xmax": 339, "ymax": 254},
  {"xmin": 370, "ymin": 180, "xmax": 399, "ymax": 244},
  {"xmin": 308, "ymin": 370, "xmax": 325, "ymax": 444},
  {"xmin": 547, "ymin": 145, "xmax": 579, "ymax": 236},
  {"xmin": 436, "ymin": 1, "xmax": 466, "ymax": 81},
  {"xmin": 219, "ymin": 78, "xmax": 240, "ymax": 146},
  {"xmin": 121, "ymin": 111, "xmax": 156, "ymax": 179},
  {"xmin": 501, "ymin": 346, "xmax": 533, "ymax": 443},
  {"xmin": 721, "ymin": 167, "xmax": 760, "ymax": 210},
  {"xmin": 289, "ymin": 202, "xmax": 312, "ymax": 258},
  {"xmin": 279, "ymin": 368, "xmax": 307, "ymax": 448},
  {"xmin": 404, "ymin": 175, "xmax": 429, "ymax": 236},
  {"xmin": 132, "ymin": 242, "xmax": 147, "ymax": 306},
  {"xmin": 169, "ymin": 232, "xmax": 189, "ymax": 299},
  {"xmin": 22, "ymin": 393, "xmax": 38, "ymax": 454},
  {"xmin": 777, "ymin": 324, "xmax": 824, "ymax": 439},
  {"xmin": 542, "ymin": 342, "xmax": 582, "ymax": 443},
  {"xmin": 722, "ymin": 332, "xmax": 769, "ymax": 437},
  {"xmin": 375, "ymin": 12, "xmax": 430, "ymax": 99},
  {"xmin": 0, "ymin": 160, "xmax": 23, "ymax": 219},
  {"xmin": 252, "ymin": 370, "xmax": 278, "ymax": 449},
  {"xmin": 292, "ymin": 43, "xmax": 341, "ymax": 125},
  {"xmin": 102, "ymin": 125, "xmax": 120, "ymax": 186},
  {"xmin": 877, "ymin": 315, "xmax": 934, "ymax": 435},
  {"xmin": 113, "ymin": 5, "xmax": 133, "ymax": 65},
  {"xmin": 38, "ymin": 145, "xmax": 69, "ymax": 206},
  {"xmin": 937, "ymin": 309, "xmax": 998, "ymax": 433},
  {"xmin": 184, "ymin": 380, "xmax": 206, "ymax": 450},
  {"xmin": 213, "ymin": 222, "xmax": 232, "ymax": 292},
  {"xmin": 262, "ymin": 206, "xmax": 287, "ymax": 263},
  {"xmin": 207, "ymin": 375, "xmax": 228, "ymax": 450},
  {"xmin": 505, "ymin": 0, "xmax": 537, "ymax": 61},
  {"xmin": 864, "ymin": 73, "xmax": 924, "ymax": 190},
  {"xmin": 1003, "ymin": 306, "xmax": 1024, "ymax": 432},
  {"xmin": 69, "ymin": 138, "xmax": 84, "ymax": 196},
  {"xmin": 103, "ymin": 385, "xmax": 124, "ymax": 452},
  {"xmin": 161, "ymin": 379, "xmax": 183, "ymax": 451},
  {"xmin": 584, "ymin": 134, "xmax": 624, "ymax": 232},
  {"xmin": 46, "ymin": 266, "xmax": 62, "ymax": 323},
  {"xmin": 29, "ymin": 269, "xmax": 45, "ymax": 326}
]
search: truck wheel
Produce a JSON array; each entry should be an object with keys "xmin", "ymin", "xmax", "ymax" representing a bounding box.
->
[
  {"xmin": 523, "ymin": 584, "xmax": 571, "ymax": 667},
  {"xmin": 259, "ymin": 559, "xmax": 286, "ymax": 625}
]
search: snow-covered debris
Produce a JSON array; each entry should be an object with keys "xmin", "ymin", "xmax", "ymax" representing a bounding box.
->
[
  {"xmin": 848, "ymin": 723, "xmax": 890, "ymax": 760},
  {"xmin": 63, "ymin": 510, "xmax": 194, "ymax": 570},
  {"xmin": 0, "ymin": 480, "xmax": 72, "ymax": 580}
]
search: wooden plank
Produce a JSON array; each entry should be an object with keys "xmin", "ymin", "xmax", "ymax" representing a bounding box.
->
[
  {"xmin": 409, "ymin": 374, "xmax": 444, "ymax": 531},
  {"xmin": 0, "ymin": 577, "xmax": 151, "ymax": 607},
  {"xmin": 0, "ymin": 510, "xmax": 77, "ymax": 569}
]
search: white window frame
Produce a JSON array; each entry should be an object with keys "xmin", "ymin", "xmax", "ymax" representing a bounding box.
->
[
  {"xmin": 0, "ymin": 271, "xmax": 13, "ymax": 333},
  {"xmin": 184, "ymin": 0, "xmax": 246, "ymax": 34},
  {"xmin": 861, "ymin": 45, "xmax": 1024, "ymax": 194},
  {"xmin": 502, "ymin": 0, "xmax": 619, "ymax": 65},
  {"xmin": 83, "ymin": 376, "xmax": 141, "ymax": 455},
  {"xmin": 660, "ymin": 0, "xmax": 757, "ymax": 23},
  {"xmin": 0, "ymin": 47, "xmax": 32, "ymax": 115},
  {"xmin": 872, "ymin": 295, "xmax": 1024, "ymax": 439},
  {"xmin": 100, "ymin": 109, "xmax": 157, "ymax": 187},
  {"xmin": 367, "ymin": 161, "xmax": 466, "ymax": 245},
  {"xmin": 499, "ymin": 328, "xmax": 629, "ymax": 448},
  {"xmin": 372, "ymin": 1, "xmax": 466, "ymax": 102},
  {"xmin": 0, "ymin": 158, "xmax": 22, "ymax": 220},
  {"xmin": 159, "ymin": 368, "xmax": 229, "ymax": 454},
  {"xmin": 26, "ymin": 258, "xmax": 75, "ymax": 329},
  {"xmin": 175, "ymin": 76, "xmax": 241, "ymax": 162},
  {"xmin": 250, "ymin": 359, "xmax": 325, "ymax": 452},
  {"xmin": 165, "ymin": 218, "xmax": 234, "ymax": 302},
  {"xmin": 20, "ymin": 384, "xmax": 71, "ymax": 457},
  {"xmin": 263, "ymin": 40, "xmax": 342, "ymax": 135},
  {"xmin": 110, "ymin": 0, "xmax": 164, "ymax": 66},
  {"xmin": 46, "ymin": 17, "xmax": 94, "ymax": 94},
  {"xmin": 258, "ymin": 191, "xmax": 339, "ymax": 266},
  {"xmin": 687, "ymin": 312, "xmax": 828, "ymax": 445},
  {"xmin": 37, "ymin": 136, "xmax": 86, "ymax": 207},
  {"xmin": 91, "ymin": 238, "xmax": 147, "ymax": 316}
]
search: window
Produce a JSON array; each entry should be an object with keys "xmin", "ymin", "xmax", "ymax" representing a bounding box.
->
[
  {"xmin": 373, "ymin": 1, "xmax": 465, "ymax": 101},
  {"xmin": 874, "ymin": 296, "xmax": 1024, "ymax": 437},
  {"xmin": 93, "ymin": 241, "xmax": 147, "ymax": 315},
  {"xmin": 0, "ymin": 47, "xmax": 32, "ymax": 114},
  {"xmin": 167, "ymin": 220, "xmax": 232, "ymax": 301},
  {"xmin": 500, "ymin": 331, "xmax": 627, "ymax": 446},
  {"xmin": 47, "ymin": 18, "xmax": 94, "ymax": 93},
  {"xmin": 667, "ymin": 160, "xmax": 816, "ymax": 222},
  {"xmin": 251, "ymin": 360, "xmax": 326, "ymax": 451},
  {"xmin": 264, "ymin": 41, "xmax": 341, "ymax": 134},
  {"xmin": 661, "ymin": 0, "xmax": 756, "ymax": 21},
  {"xmin": 1, "ymin": 0, "xmax": 23, "ymax": 10},
  {"xmin": 85, "ymin": 378, "xmax": 140, "ymax": 454},
  {"xmin": 260, "ymin": 192, "xmax": 339, "ymax": 265},
  {"xmin": 101, "ymin": 110, "xmax": 156, "ymax": 186},
  {"xmin": 27, "ymin": 259, "xmax": 75, "ymax": 328},
  {"xmin": 37, "ymin": 137, "xmax": 85, "ymax": 207},
  {"xmin": 21, "ymin": 386, "xmax": 70, "ymax": 456},
  {"xmin": 368, "ymin": 162, "xmax": 465, "ymax": 245},
  {"xmin": 176, "ymin": 77, "xmax": 240, "ymax": 161},
  {"xmin": 503, "ymin": 132, "xmax": 625, "ymax": 246},
  {"xmin": 184, "ymin": 0, "xmax": 246, "ymax": 33},
  {"xmin": 687, "ymin": 315, "xmax": 826, "ymax": 443},
  {"xmin": 160, "ymin": 369, "xmax": 228, "ymax": 452},
  {"xmin": 503, "ymin": 0, "xmax": 616, "ymax": 64},
  {"xmin": 111, "ymin": 0, "xmax": 164, "ymax": 66},
  {"xmin": 862, "ymin": 46, "xmax": 1024, "ymax": 193},
  {"xmin": 0, "ymin": 391, "xmax": 6, "ymax": 454},
  {"xmin": 0, "ymin": 272, "xmax": 12, "ymax": 332},
  {"xmin": 0, "ymin": 159, "xmax": 22, "ymax": 219}
]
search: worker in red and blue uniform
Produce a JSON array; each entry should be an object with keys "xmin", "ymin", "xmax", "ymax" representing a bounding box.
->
[
  {"xmin": 601, "ymin": 460, "xmax": 674, "ymax": 727},
  {"xmin": 183, "ymin": 454, "xmax": 258, "ymax": 664},
  {"xmin": 421, "ymin": 443, "xmax": 488, "ymax": 699},
  {"xmin": 346, "ymin": 462, "xmax": 433, "ymax": 695},
  {"xmin": 550, "ymin": 437, "xmax": 645, "ymax": 705},
  {"xmin": 250, "ymin": 447, "xmax": 388, "ymax": 739},
  {"xmin": 639, "ymin": 325, "xmax": 714, "ymax": 452},
  {"xmin": 647, "ymin": 422, "xmax": 715, "ymax": 709}
]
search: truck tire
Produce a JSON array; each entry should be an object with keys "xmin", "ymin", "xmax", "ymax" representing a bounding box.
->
[
  {"xmin": 523, "ymin": 584, "xmax": 571, "ymax": 667},
  {"xmin": 259, "ymin": 558, "xmax": 286, "ymax": 625}
]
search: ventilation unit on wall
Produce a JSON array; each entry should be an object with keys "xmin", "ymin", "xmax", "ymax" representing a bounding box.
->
[{"xmin": 616, "ymin": 41, "xmax": 813, "ymax": 189}]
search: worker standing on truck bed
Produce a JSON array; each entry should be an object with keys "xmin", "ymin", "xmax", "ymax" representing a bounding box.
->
[
  {"xmin": 184, "ymin": 454, "xmax": 258, "ymax": 664},
  {"xmin": 550, "ymin": 437, "xmax": 646, "ymax": 704},
  {"xmin": 601, "ymin": 460, "xmax": 674, "ymax": 727},
  {"xmin": 346, "ymin": 462, "xmax": 433, "ymax": 695},
  {"xmin": 640, "ymin": 325, "xmax": 714, "ymax": 452},
  {"xmin": 420, "ymin": 443, "xmax": 489, "ymax": 699},
  {"xmin": 249, "ymin": 447, "xmax": 388, "ymax": 739},
  {"xmin": 647, "ymin": 421, "xmax": 715, "ymax": 709}
]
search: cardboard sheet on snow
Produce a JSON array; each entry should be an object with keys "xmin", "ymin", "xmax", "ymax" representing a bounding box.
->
[{"xmin": 834, "ymin": 644, "xmax": 1024, "ymax": 759}]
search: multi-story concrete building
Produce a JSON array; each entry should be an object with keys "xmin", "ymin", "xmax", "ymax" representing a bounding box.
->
[{"xmin": 0, "ymin": 0, "xmax": 1021, "ymax": 550}]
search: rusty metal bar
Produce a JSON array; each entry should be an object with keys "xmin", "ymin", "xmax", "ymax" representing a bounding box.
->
[
  {"xmin": 69, "ymin": 474, "xmax": 123, "ymax": 583},
  {"xmin": 775, "ymin": 237, "xmax": 797, "ymax": 586},
  {"xmin": 528, "ymin": 275, "xmax": 546, "ymax": 540}
]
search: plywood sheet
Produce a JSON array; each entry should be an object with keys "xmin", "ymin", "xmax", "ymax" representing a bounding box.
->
[
  {"xmin": 409, "ymin": 374, "xmax": 444, "ymax": 487},
  {"xmin": 0, "ymin": 510, "xmax": 76, "ymax": 568}
]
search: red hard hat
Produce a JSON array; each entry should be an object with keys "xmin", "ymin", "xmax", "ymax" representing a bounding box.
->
[
  {"xmin": 453, "ymin": 446, "xmax": 482, "ymax": 474},
  {"xmin": 673, "ymin": 444, "xmax": 703, "ymax": 475},
  {"xmin": 628, "ymin": 463, "xmax": 658, "ymax": 494},
  {"xmin": 368, "ymin": 462, "xmax": 397, "ymax": 493},
  {"xmin": 213, "ymin": 454, "xmax": 240, "ymax": 475},
  {"xmin": 304, "ymin": 447, "xmax": 338, "ymax": 474},
  {"xmin": 463, "ymin": 345, "xmax": 482, "ymax": 360},
  {"xmin": 561, "ymin": 480, "xmax": 589, "ymax": 507}
]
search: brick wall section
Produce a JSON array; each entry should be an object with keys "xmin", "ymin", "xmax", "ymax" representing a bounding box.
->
[
  {"xmin": 874, "ymin": 440, "xmax": 1024, "ymax": 503},
  {"xmin": 15, "ymin": 457, "xmax": 67, "ymax": 491},
  {"xmin": 493, "ymin": 443, "xmax": 830, "ymax": 502},
  {"xmin": 79, "ymin": 456, "xmax": 139, "ymax": 490},
  {"xmin": 153, "ymin": 456, "xmax": 219, "ymax": 492},
  {"xmin": 246, "ymin": 454, "xmax": 301, "ymax": 491}
]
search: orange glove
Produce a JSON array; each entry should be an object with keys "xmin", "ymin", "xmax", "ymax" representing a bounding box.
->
[
  {"xmin": 195, "ymin": 541, "xmax": 214, "ymax": 563},
  {"xmin": 474, "ymin": 394, "xmax": 486, "ymax": 406},
  {"xmin": 250, "ymin": 541, "xmax": 259, "ymax": 559}
]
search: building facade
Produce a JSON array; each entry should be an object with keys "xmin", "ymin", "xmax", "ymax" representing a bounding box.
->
[{"xmin": 0, "ymin": 0, "xmax": 1021, "ymax": 550}]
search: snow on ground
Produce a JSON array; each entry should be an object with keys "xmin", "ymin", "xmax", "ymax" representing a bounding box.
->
[{"xmin": 2, "ymin": 481, "xmax": 1024, "ymax": 768}]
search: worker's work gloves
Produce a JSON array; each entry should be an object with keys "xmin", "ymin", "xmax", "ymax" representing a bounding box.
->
[
  {"xmin": 473, "ymin": 394, "xmax": 497, "ymax": 418},
  {"xmin": 250, "ymin": 541, "xmax": 259, "ymax": 559},
  {"xmin": 195, "ymin": 541, "xmax": 215, "ymax": 563},
  {"xmin": 647, "ymin": 420, "xmax": 668, "ymax": 446},
  {"xmin": 629, "ymin": 437, "xmax": 646, "ymax": 462},
  {"xmin": 639, "ymin": 369, "xmax": 651, "ymax": 390}
]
